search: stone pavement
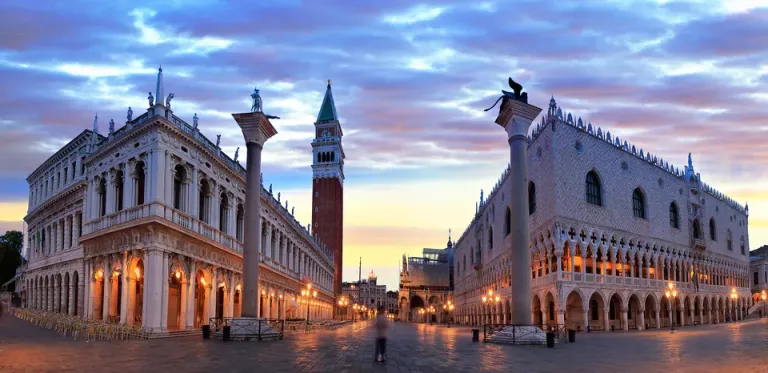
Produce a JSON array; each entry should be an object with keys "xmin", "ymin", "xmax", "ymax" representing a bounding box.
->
[{"xmin": 3, "ymin": 314, "xmax": 768, "ymax": 373}]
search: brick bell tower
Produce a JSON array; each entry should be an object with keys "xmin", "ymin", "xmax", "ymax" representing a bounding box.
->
[{"xmin": 311, "ymin": 80, "xmax": 345, "ymax": 301}]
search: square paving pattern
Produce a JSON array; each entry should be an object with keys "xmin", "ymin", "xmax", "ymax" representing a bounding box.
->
[{"xmin": 2, "ymin": 316, "xmax": 768, "ymax": 373}]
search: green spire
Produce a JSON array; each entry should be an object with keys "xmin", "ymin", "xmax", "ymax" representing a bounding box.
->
[{"xmin": 316, "ymin": 79, "xmax": 338, "ymax": 122}]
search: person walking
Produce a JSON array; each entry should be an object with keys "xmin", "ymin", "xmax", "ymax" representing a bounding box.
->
[{"xmin": 374, "ymin": 307, "xmax": 388, "ymax": 363}]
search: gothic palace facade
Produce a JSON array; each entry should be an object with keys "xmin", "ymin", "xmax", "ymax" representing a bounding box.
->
[
  {"xmin": 453, "ymin": 97, "xmax": 752, "ymax": 331},
  {"xmin": 16, "ymin": 68, "xmax": 343, "ymax": 332}
]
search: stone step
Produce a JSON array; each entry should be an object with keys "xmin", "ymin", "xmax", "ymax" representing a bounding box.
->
[{"xmin": 149, "ymin": 329, "xmax": 202, "ymax": 339}]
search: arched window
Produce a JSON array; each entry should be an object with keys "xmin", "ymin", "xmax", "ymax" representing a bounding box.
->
[
  {"xmin": 528, "ymin": 181, "xmax": 536, "ymax": 215},
  {"xmin": 236, "ymin": 204, "xmax": 244, "ymax": 241},
  {"xmin": 115, "ymin": 169, "xmax": 124, "ymax": 212},
  {"xmin": 709, "ymin": 218, "xmax": 716, "ymax": 241},
  {"xmin": 199, "ymin": 179, "xmax": 211, "ymax": 223},
  {"xmin": 693, "ymin": 219, "xmax": 702, "ymax": 239},
  {"xmin": 488, "ymin": 227, "xmax": 493, "ymax": 251},
  {"xmin": 585, "ymin": 171, "xmax": 602, "ymax": 206},
  {"xmin": 669, "ymin": 202, "xmax": 679, "ymax": 229},
  {"xmin": 632, "ymin": 188, "xmax": 645, "ymax": 219},
  {"xmin": 331, "ymin": 152, "xmax": 335, "ymax": 162},
  {"xmin": 726, "ymin": 229, "xmax": 732, "ymax": 251},
  {"xmin": 504, "ymin": 207, "xmax": 512, "ymax": 236},
  {"xmin": 135, "ymin": 161, "xmax": 146, "ymax": 205},
  {"xmin": 173, "ymin": 165, "xmax": 187, "ymax": 211},
  {"xmin": 219, "ymin": 192, "xmax": 229, "ymax": 233},
  {"xmin": 98, "ymin": 178, "xmax": 107, "ymax": 217}
]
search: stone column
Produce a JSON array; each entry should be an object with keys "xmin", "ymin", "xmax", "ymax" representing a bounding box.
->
[
  {"xmin": 160, "ymin": 253, "xmax": 170, "ymax": 330},
  {"xmin": 190, "ymin": 166, "xmax": 199, "ymax": 219},
  {"xmin": 127, "ymin": 275, "xmax": 137, "ymax": 325},
  {"xmin": 84, "ymin": 261, "xmax": 91, "ymax": 318},
  {"xmin": 233, "ymin": 108, "xmax": 277, "ymax": 318},
  {"xmin": 120, "ymin": 253, "xmax": 129, "ymax": 323},
  {"xmin": 603, "ymin": 307, "xmax": 610, "ymax": 331},
  {"xmin": 637, "ymin": 309, "xmax": 645, "ymax": 330},
  {"xmin": 68, "ymin": 282, "xmax": 75, "ymax": 315},
  {"xmin": 186, "ymin": 261, "xmax": 197, "ymax": 329},
  {"xmin": 655, "ymin": 310, "xmax": 661, "ymax": 329},
  {"xmin": 123, "ymin": 162, "xmax": 133, "ymax": 209},
  {"xmin": 492, "ymin": 87, "xmax": 541, "ymax": 325},
  {"xmin": 582, "ymin": 305, "xmax": 590, "ymax": 331},
  {"xmin": 106, "ymin": 169, "xmax": 116, "ymax": 215},
  {"xmin": 621, "ymin": 308, "xmax": 628, "ymax": 331},
  {"xmin": 143, "ymin": 250, "xmax": 164, "ymax": 330},
  {"xmin": 102, "ymin": 271, "xmax": 112, "ymax": 321}
]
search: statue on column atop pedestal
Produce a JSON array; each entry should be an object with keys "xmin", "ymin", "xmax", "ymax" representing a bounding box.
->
[{"xmin": 483, "ymin": 77, "xmax": 528, "ymax": 113}]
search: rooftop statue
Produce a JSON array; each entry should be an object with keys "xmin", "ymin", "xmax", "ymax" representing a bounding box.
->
[
  {"xmin": 127, "ymin": 107, "xmax": 133, "ymax": 121},
  {"xmin": 148, "ymin": 92, "xmax": 154, "ymax": 107},
  {"xmin": 166, "ymin": 93, "xmax": 175, "ymax": 109},
  {"xmin": 108, "ymin": 119, "xmax": 115, "ymax": 134},
  {"xmin": 483, "ymin": 77, "xmax": 528, "ymax": 113},
  {"xmin": 215, "ymin": 134, "xmax": 221, "ymax": 148},
  {"xmin": 193, "ymin": 113, "xmax": 199, "ymax": 129},
  {"xmin": 234, "ymin": 147, "xmax": 240, "ymax": 162}
]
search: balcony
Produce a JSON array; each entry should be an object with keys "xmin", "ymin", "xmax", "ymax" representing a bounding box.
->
[
  {"xmin": 84, "ymin": 202, "xmax": 243, "ymax": 253},
  {"xmin": 473, "ymin": 252, "xmax": 483, "ymax": 271},
  {"xmin": 692, "ymin": 237, "xmax": 707, "ymax": 251},
  {"xmin": 536, "ymin": 270, "xmax": 745, "ymax": 294}
]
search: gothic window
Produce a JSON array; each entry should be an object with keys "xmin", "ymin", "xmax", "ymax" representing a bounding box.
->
[
  {"xmin": 98, "ymin": 178, "xmax": 107, "ymax": 217},
  {"xmin": 709, "ymin": 218, "xmax": 717, "ymax": 241},
  {"xmin": 236, "ymin": 204, "xmax": 244, "ymax": 241},
  {"xmin": 488, "ymin": 228, "xmax": 493, "ymax": 251},
  {"xmin": 669, "ymin": 202, "xmax": 679, "ymax": 229},
  {"xmin": 632, "ymin": 188, "xmax": 646, "ymax": 219},
  {"xmin": 741, "ymin": 236, "xmax": 746, "ymax": 255},
  {"xmin": 504, "ymin": 207, "xmax": 511, "ymax": 237},
  {"xmin": 528, "ymin": 181, "xmax": 536, "ymax": 215},
  {"xmin": 219, "ymin": 192, "xmax": 229, "ymax": 233},
  {"xmin": 585, "ymin": 171, "xmax": 602, "ymax": 206},
  {"xmin": 135, "ymin": 161, "xmax": 146, "ymax": 205},
  {"xmin": 115, "ymin": 169, "xmax": 124, "ymax": 212},
  {"xmin": 693, "ymin": 219, "xmax": 702, "ymax": 239},
  {"xmin": 173, "ymin": 165, "xmax": 187, "ymax": 212}
]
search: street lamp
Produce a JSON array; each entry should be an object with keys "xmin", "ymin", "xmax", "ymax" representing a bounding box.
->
[
  {"xmin": 445, "ymin": 300, "xmax": 455, "ymax": 328},
  {"xmin": 338, "ymin": 297, "xmax": 349, "ymax": 320},
  {"xmin": 731, "ymin": 288, "xmax": 738, "ymax": 322},
  {"xmin": 761, "ymin": 291, "xmax": 766, "ymax": 318},
  {"xmin": 665, "ymin": 282, "xmax": 677, "ymax": 332},
  {"xmin": 481, "ymin": 290, "xmax": 501, "ymax": 325},
  {"xmin": 428, "ymin": 305, "xmax": 436, "ymax": 325},
  {"xmin": 301, "ymin": 283, "xmax": 318, "ymax": 326},
  {"xmin": 418, "ymin": 308, "xmax": 425, "ymax": 323},
  {"xmin": 352, "ymin": 304, "xmax": 359, "ymax": 323}
]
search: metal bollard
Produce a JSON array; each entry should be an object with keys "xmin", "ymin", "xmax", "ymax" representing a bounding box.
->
[
  {"xmin": 546, "ymin": 332, "xmax": 555, "ymax": 348},
  {"xmin": 471, "ymin": 329, "xmax": 480, "ymax": 342},
  {"xmin": 568, "ymin": 329, "xmax": 576, "ymax": 343},
  {"xmin": 202, "ymin": 325, "xmax": 210, "ymax": 339},
  {"xmin": 223, "ymin": 325, "xmax": 231, "ymax": 341}
]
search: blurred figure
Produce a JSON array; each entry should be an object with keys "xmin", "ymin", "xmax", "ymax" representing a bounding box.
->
[{"xmin": 374, "ymin": 307, "xmax": 388, "ymax": 363}]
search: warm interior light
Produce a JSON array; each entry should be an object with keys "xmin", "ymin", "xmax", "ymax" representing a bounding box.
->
[
  {"xmin": 668, "ymin": 282, "xmax": 674, "ymax": 290},
  {"xmin": 112, "ymin": 271, "xmax": 119, "ymax": 278},
  {"xmin": 313, "ymin": 290, "xmax": 317, "ymax": 297},
  {"xmin": 236, "ymin": 285, "xmax": 241, "ymax": 291},
  {"xmin": 175, "ymin": 270, "xmax": 181, "ymax": 279},
  {"xmin": 201, "ymin": 277, "xmax": 207, "ymax": 286},
  {"xmin": 95, "ymin": 269, "xmax": 104, "ymax": 280},
  {"xmin": 134, "ymin": 268, "xmax": 141, "ymax": 279}
]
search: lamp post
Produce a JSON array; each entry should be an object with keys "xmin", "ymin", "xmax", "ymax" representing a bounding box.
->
[
  {"xmin": 428, "ymin": 305, "xmax": 436, "ymax": 325},
  {"xmin": 352, "ymin": 304, "xmax": 358, "ymax": 323},
  {"xmin": 665, "ymin": 282, "xmax": 677, "ymax": 332},
  {"xmin": 761, "ymin": 291, "xmax": 766, "ymax": 318},
  {"xmin": 301, "ymin": 283, "xmax": 317, "ymax": 326},
  {"xmin": 730, "ymin": 288, "xmax": 738, "ymax": 322},
  {"xmin": 481, "ymin": 290, "xmax": 501, "ymax": 325},
  {"xmin": 338, "ymin": 297, "xmax": 348, "ymax": 320},
  {"xmin": 445, "ymin": 300, "xmax": 455, "ymax": 328},
  {"xmin": 418, "ymin": 308, "xmax": 425, "ymax": 323}
]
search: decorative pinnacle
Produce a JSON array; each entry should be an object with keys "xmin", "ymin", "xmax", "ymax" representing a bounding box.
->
[{"xmin": 328, "ymin": 79, "xmax": 332, "ymax": 86}]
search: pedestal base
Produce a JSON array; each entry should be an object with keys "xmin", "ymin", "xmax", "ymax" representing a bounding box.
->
[
  {"xmin": 489, "ymin": 325, "xmax": 547, "ymax": 345},
  {"xmin": 214, "ymin": 317, "xmax": 282, "ymax": 341}
]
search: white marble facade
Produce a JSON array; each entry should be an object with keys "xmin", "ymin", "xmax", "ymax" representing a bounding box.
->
[
  {"xmin": 453, "ymin": 97, "xmax": 752, "ymax": 331},
  {"xmin": 19, "ymin": 71, "xmax": 336, "ymax": 332}
]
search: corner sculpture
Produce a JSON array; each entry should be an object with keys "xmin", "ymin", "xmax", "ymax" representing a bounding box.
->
[{"xmin": 483, "ymin": 77, "xmax": 528, "ymax": 113}]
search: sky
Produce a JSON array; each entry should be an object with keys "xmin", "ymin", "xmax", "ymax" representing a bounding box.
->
[{"xmin": 1, "ymin": 0, "xmax": 767, "ymax": 290}]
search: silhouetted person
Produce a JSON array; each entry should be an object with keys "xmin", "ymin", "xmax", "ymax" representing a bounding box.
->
[{"xmin": 374, "ymin": 307, "xmax": 388, "ymax": 363}]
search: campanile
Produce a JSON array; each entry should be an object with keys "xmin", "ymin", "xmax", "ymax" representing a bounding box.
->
[{"xmin": 311, "ymin": 80, "xmax": 345, "ymax": 298}]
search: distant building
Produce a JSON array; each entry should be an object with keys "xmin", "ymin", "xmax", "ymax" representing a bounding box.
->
[
  {"xmin": 399, "ymin": 238, "xmax": 454, "ymax": 322},
  {"xmin": 386, "ymin": 291, "xmax": 398, "ymax": 316},
  {"xmin": 341, "ymin": 270, "xmax": 387, "ymax": 311},
  {"xmin": 750, "ymin": 246, "xmax": 768, "ymax": 302}
]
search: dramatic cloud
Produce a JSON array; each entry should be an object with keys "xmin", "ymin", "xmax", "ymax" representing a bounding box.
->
[{"xmin": 1, "ymin": 0, "xmax": 766, "ymax": 288}]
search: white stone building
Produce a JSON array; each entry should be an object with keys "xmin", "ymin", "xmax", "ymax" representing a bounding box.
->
[
  {"xmin": 17, "ymin": 68, "xmax": 337, "ymax": 333},
  {"xmin": 453, "ymin": 97, "xmax": 752, "ymax": 331}
]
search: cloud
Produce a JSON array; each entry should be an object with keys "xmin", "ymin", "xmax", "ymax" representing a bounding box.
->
[{"xmin": 1, "ymin": 0, "xmax": 767, "ymax": 288}]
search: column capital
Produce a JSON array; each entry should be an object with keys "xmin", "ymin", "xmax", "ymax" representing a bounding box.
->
[
  {"xmin": 232, "ymin": 112, "xmax": 278, "ymax": 146},
  {"xmin": 495, "ymin": 98, "xmax": 542, "ymax": 140}
]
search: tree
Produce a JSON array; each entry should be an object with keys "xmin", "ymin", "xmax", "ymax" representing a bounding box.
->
[{"xmin": 0, "ymin": 230, "xmax": 23, "ymax": 292}]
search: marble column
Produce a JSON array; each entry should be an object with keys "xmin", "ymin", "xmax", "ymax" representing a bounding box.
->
[
  {"xmin": 493, "ymin": 89, "xmax": 541, "ymax": 325},
  {"xmin": 582, "ymin": 306, "xmax": 589, "ymax": 331},
  {"xmin": 233, "ymin": 106, "xmax": 277, "ymax": 318},
  {"xmin": 120, "ymin": 253, "xmax": 129, "ymax": 323},
  {"xmin": 102, "ymin": 272, "xmax": 112, "ymax": 321},
  {"xmin": 655, "ymin": 310, "xmax": 661, "ymax": 329},
  {"xmin": 127, "ymin": 275, "xmax": 137, "ymax": 325},
  {"xmin": 603, "ymin": 307, "xmax": 610, "ymax": 330},
  {"xmin": 621, "ymin": 309, "xmax": 628, "ymax": 330},
  {"xmin": 186, "ymin": 261, "xmax": 197, "ymax": 328},
  {"xmin": 160, "ymin": 253, "xmax": 170, "ymax": 330},
  {"xmin": 637, "ymin": 309, "xmax": 645, "ymax": 330}
]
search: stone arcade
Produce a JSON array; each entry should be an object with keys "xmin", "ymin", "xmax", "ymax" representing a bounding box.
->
[
  {"xmin": 16, "ymin": 69, "xmax": 340, "ymax": 335},
  {"xmin": 453, "ymin": 90, "xmax": 752, "ymax": 334}
]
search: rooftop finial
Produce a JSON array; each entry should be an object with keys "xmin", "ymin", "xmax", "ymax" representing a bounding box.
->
[
  {"xmin": 328, "ymin": 79, "xmax": 331, "ymax": 86},
  {"xmin": 155, "ymin": 66, "xmax": 164, "ymax": 107}
]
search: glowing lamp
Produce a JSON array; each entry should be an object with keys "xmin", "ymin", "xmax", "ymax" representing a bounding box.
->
[{"xmin": 134, "ymin": 268, "xmax": 141, "ymax": 279}]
